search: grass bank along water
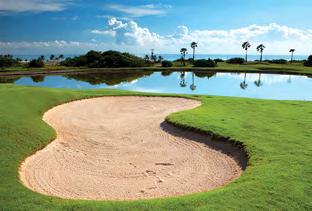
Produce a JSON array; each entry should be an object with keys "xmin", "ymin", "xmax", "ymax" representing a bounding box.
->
[{"xmin": 0, "ymin": 84, "xmax": 311, "ymax": 210}]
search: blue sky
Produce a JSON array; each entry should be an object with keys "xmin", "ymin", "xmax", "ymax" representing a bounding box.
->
[{"xmin": 0, "ymin": 0, "xmax": 312, "ymax": 55}]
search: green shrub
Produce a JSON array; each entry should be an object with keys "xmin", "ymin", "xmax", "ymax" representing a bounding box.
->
[
  {"xmin": 28, "ymin": 59, "xmax": 45, "ymax": 68},
  {"xmin": 193, "ymin": 59, "xmax": 217, "ymax": 67},
  {"xmin": 0, "ymin": 55, "xmax": 19, "ymax": 67},
  {"xmin": 304, "ymin": 55, "xmax": 312, "ymax": 66},
  {"xmin": 161, "ymin": 60, "xmax": 173, "ymax": 67},
  {"xmin": 226, "ymin": 57, "xmax": 245, "ymax": 64},
  {"xmin": 214, "ymin": 58, "xmax": 224, "ymax": 63},
  {"xmin": 266, "ymin": 59, "xmax": 288, "ymax": 64},
  {"xmin": 61, "ymin": 50, "xmax": 151, "ymax": 68}
]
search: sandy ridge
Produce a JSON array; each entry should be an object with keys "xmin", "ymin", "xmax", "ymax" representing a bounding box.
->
[{"xmin": 20, "ymin": 97, "xmax": 245, "ymax": 200}]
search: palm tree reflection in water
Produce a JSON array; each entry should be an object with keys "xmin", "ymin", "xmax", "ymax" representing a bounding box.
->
[
  {"xmin": 180, "ymin": 72, "xmax": 187, "ymax": 87},
  {"xmin": 254, "ymin": 73, "xmax": 263, "ymax": 87},
  {"xmin": 240, "ymin": 73, "xmax": 248, "ymax": 90},
  {"xmin": 190, "ymin": 72, "xmax": 196, "ymax": 91}
]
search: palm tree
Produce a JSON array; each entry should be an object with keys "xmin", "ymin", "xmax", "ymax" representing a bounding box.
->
[
  {"xmin": 158, "ymin": 55, "xmax": 164, "ymax": 63},
  {"xmin": 59, "ymin": 54, "xmax": 64, "ymax": 60},
  {"xmin": 39, "ymin": 55, "xmax": 45, "ymax": 61},
  {"xmin": 191, "ymin": 42, "xmax": 198, "ymax": 62},
  {"xmin": 50, "ymin": 54, "xmax": 55, "ymax": 61},
  {"xmin": 240, "ymin": 73, "xmax": 248, "ymax": 90},
  {"xmin": 180, "ymin": 48, "xmax": 188, "ymax": 66},
  {"xmin": 256, "ymin": 44, "xmax": 265, "ymax": 62},
  {"xmin": 289, "ymin": 49, "xmax": 295, "ymax": 63},
  {"xmin": 144, "ymin": 55, "xmax": 150, "ymax": 61},
  {"xmin": 190, "ymin": 72, "xmax": 196, "ymax": 91},
  {"xmin": 179, "ymin": 72, "xmax": 187, "ymax": 87},
  {"xmin": 150, "ymin": 49, "xmax": 156, "ymax": 62},
  {"xmin": 254, "ymin": 73, "xmax": 263, "ymax": 87},
  {"xmin": 242, "ymin": 41, "xmax": 251, "ymax": 62}
]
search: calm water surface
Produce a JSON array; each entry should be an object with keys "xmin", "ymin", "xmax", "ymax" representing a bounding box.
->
[{"xmin": 2, "ymin": 71, "xmax": 311, "ymax": 100}]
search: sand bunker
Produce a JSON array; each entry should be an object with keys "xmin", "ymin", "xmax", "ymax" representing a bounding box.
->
[{"xmin": 20, "ymin": 97, "xmax": 246, "ymax": 200}]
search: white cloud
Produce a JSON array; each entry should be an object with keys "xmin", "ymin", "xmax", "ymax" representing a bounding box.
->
[
  {"xmin": 91, "ymin": 19, "xmax": 312, "ymax": 54},
  {"xmin": 52, "ymin": 15, "xmax": 79, "ymax": 21},
  {"xmin": 104, "ymin": 3, "xmax": 171, "ymax": 17},
  {"xmin": 0, "ymin": 40, "xmax": 106, "ymax": 54},
  {"xmin": 91, "ymin": 29, "xmax": 116, "ymax": 36},
  {"xmin": 91, "ymin": 17, "xmax": 162, "ymax": 46},
  {"xmin": 2, "ymin": 20, "xmax": 312, "ymax": 55},
  {"xmin": 0, "ymin": 0, "xmax": 69, "ymax": 13}
]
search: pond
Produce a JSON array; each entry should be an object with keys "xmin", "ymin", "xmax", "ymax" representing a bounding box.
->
[{"xmin": 1, "ymin": 71, "xmax": 311, "ymax": 100}]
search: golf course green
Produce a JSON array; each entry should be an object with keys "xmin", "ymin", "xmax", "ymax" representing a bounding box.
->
[{"xmin": 0, "ymin": 84, "xmax": 311, "ymax": 210}]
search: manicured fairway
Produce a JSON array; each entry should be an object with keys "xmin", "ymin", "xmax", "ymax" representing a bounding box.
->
[{"xmin": 0, "ymin": 84, "xmax": 311, "ymax": 210}]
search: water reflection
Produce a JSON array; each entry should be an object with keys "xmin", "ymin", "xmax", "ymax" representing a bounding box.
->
[
  {"xmin": 240, "ymin": 73, "xmax": 248, "ymax": 90},
  {"xmin": 254, "ymin": 73, "xmax": 263, "ymax": 87},
  {"xmin": 179, "ymin": 72, "xmax": 187, "ymax": 87},
  {"xmin": 65, "ymin": 71, "xmax": 153, "ymax": 86},
  {"xmin": 0, "ymin": 71, "xmax": 311, "ymax": 100},
  {"xmin": 190, "ymin": 72, "xmax": 196, "ymax": 91},
  {"xmin": 31, "ymin": 75, "xmax": 45, "ymax": 83},
  {"xmin": 0, "ymin": 76, "xmax": 21, "ymax": 83}
]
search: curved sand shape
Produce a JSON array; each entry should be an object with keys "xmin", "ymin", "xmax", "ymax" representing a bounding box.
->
[{"xmin": 20, "ymin": 97, "xmax": 246, "ymax": 200}]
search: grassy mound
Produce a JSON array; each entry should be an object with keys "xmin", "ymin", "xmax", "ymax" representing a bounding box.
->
[{"xmin": 0, "ymin": 84, "xmax": 311, "ymax": 210}]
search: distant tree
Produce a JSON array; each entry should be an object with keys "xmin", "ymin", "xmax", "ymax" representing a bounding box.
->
[
  {"xmin": 158, "ymin": 55, "xmax": 164, "ymax": 63},
  {"xmin": 161, "ymin": 60, "xmax": 173, "ymax": 67},
  {"xmin": 29, "ymin": 59, "xmax": 44, "ymax": 68},
  {"xmin": 150, "ymin": 49, "xmax": 157, "ymax": 62},
  {"xmin": 144, "ymin": 54, "xmax": 150, "ymax": 61},
  {"xmin": 58, "ymin": 54, "xmax": 64, "ymax": 60},
  {"xmin": 289, "ymin": 49, "xmax": 295, "ymax": 63},
  {"xmin": 256, "ymin": 44, "xmax": 265, "ymax": 62},
  {"xmin": 50, "ymin": 54, "xmax": 55, "ymax": 60},
  {"xmin": 190, "ymin": 42, "xmax": 198, "ymax": 61},
  {"xmin": 242, "ymin": 41, "xmax": 251, "ymax": 62},
  {"xmin": 304, "ymin": 55, "xmax": 312, "ymax": 66},
  {"xmin": 180, "ymin": 48, "xmax": 188, "ymax": 66},
  {"xmin": 0, "ymin": 55, "xmax": 19, "ymax": 67},
  {"xmin": 226, "ymin": 57, "xmax": 245, "ymax": 64},
  {"xmin": 193, "ymin": 59, "xmax": 217, "ymax": 67},
  {"xmin": 39, "ymin": 55, "xmax": 45, "ymax": 61}
]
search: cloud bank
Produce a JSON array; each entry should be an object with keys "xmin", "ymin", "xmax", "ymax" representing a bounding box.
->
[
  {"xmin": 0, "ymin": 0, "xmax": 69, "ymax": 13},
  {"xmin": 91, "ymin": 18, "xmax": 312, "ymax": 54},
  {"xmin": 104, "ymin": 4, "xmax": 171, "ymax": 17},
  {"xmin": 1, "ymin": 18, "xmax": 312, "ymax": 55}
]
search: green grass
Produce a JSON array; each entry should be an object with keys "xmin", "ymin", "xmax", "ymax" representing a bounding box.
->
[
  {"xmin": 0, "ymin": 84, "xmax": 311, "ymax": 210},
  {"xmin": 1, "ymin": 62, "xmax": 312, "ymax": 76}
]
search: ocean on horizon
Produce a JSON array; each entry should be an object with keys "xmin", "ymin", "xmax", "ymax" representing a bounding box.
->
[{"xmin": 11, "ymin": 53, "xmax": 309, "ymax": 62}]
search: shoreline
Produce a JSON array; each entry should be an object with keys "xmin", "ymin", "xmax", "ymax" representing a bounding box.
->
[{"xmin": 0, "ymin": 66, "xmax": 312, "ymax": 77}]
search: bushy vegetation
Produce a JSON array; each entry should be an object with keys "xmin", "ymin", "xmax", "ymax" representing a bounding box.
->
[
  {"xmin": 61, "ymin": 50, "xmax": 151, "ymax": 68},
  {"xmin": 214, "ymin": 58, "xmax": 224, "ymax": 63},
  {"xmin": 28, "ymin": 59, "xmax": 45, "ymax": 68},
  {"xmin": 161, "ymin": 60, "xmax": 173, "ymax": 67},
  {"xmin": 193, "ymin": 59, "xmax": 217, "ymax": 67},
  {"xmin": 264, "ymin": 59, "xmax": 288, "ymax": 64},
  {"xmin": 226, "ymin": 57, "xmax": 245, "ymax": 64},
  {"xmin": 304, "ymin": 55, "xmax": 312, "ymax": 66},
  {"xmin": 0, "ymin": 55, "xmax": 19, "ymax": 67}
]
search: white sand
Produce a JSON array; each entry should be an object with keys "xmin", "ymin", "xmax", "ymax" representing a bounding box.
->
[{"xmin": 20, "ymin": 97, "xmax": 245, "ymax": 200}]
